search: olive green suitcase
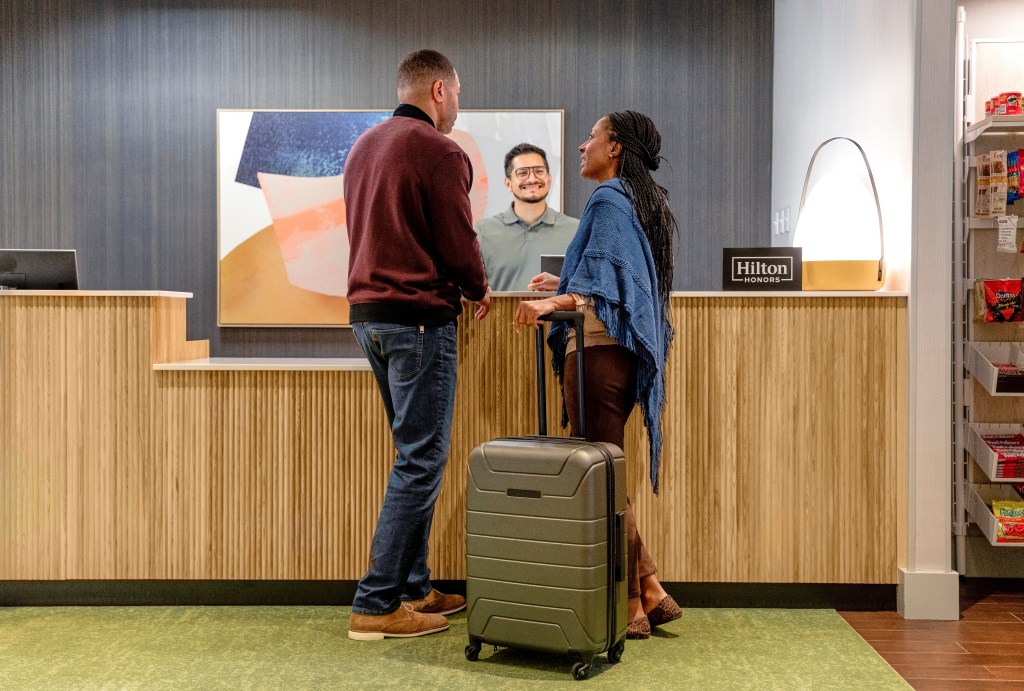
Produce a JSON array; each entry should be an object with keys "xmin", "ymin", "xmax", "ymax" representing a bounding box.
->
[{"xmin": 464, "ymin": 312, "xmax": 628, "ymax": 680}]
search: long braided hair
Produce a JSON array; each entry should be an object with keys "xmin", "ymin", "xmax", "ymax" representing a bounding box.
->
[{"xmin": 606, "ymin": 110, "xmax": 677, "ymax": 310}]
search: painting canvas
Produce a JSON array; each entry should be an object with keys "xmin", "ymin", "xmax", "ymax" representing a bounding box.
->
[{"xmin": 217, "ymin": 109, "xmax": 565, "ymax": 327}]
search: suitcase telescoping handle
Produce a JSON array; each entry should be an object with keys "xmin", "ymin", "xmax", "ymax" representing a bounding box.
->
[{"xmin": 535, "ymin": 311, "xmax": 585, "ymax": 439}]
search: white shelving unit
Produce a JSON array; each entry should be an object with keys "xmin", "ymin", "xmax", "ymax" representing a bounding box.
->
[
  {"xmin": 954, "ymin": 115, "xmax": 1024, "ymax": 568},
  {"xmin": 966, "ymin": 342, "xmax": 1024, "ymax": 396},
  {"xmin": 969, "ymin": 485, "xmax": 1024, "ymax": 548},
  {"xmin": 965, "ymin": 115, "xmax": 1024, "ymax": 143},
  {"xmin": 968, "ymin": 423, "xmax": 1024, "ymax": 483}
]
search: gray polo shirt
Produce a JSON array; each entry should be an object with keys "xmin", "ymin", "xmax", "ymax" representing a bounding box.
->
[{"xmin": 474, "ymin": 205, "xmax": 579, "ymax": 291}]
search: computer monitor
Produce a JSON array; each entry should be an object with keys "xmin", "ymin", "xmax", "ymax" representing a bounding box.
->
[
  {"xmin": 540, "ymin": 254, "xmax": 564, "ymax": 276},
  {"xmin": 0, "ymin": 249, "xmax": 79, "ymax": 290}
]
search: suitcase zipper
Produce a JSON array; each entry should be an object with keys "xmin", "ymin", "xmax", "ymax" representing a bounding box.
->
[{"xmin": 596, "ymin": 442, "xmax": 621, "ymax": 653}]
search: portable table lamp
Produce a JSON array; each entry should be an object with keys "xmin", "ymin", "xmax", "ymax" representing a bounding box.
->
[{"xmin": 794, "ymin": 136, "xmax": 886, "ymax": 290}]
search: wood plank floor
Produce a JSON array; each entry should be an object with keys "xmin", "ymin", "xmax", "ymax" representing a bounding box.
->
[{"xmin": 841, "ymin": 582, "xmax": 1024, "ymax": 690}]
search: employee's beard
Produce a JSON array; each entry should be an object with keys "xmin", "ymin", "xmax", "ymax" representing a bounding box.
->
[{"xmin": 512, "ymin": 189, "xmax": 548, "ymax": 204}]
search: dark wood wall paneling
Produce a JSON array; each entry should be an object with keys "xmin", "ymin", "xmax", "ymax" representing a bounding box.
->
[{"xmin": 0, "ymin": 0, "xmax": 773, "ymax": 357}]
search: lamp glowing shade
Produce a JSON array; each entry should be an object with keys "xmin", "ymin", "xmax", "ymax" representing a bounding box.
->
[{"xmin": 793, "ymin": 137, "xmax": 886, "ymax": 291}]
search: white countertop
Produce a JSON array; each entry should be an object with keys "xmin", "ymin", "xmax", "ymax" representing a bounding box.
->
[
  {"xmin": 0, "ymin": 290, "xmax": 194, "ymax": 298},
  {"xmin": 0, "ymin": 289, "xmax": 907, "ymax": 299},
  {"xmin": 154, "ymin": 357, "xmax": 372, "ymax": 372},
  {"xmin": 494, "ymin": 291, "xmax": 909, "ymax": 298}
]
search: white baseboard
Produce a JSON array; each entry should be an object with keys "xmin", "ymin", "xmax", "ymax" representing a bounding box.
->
[{"xmin": 897, "ymin": 568, "xmax": 959, "ymax": 620}]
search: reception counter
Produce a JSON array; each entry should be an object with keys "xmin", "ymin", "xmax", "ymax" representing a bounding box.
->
[{"xmin": 0, "ymin": 291, "xmax": 907, "ymax": 585}]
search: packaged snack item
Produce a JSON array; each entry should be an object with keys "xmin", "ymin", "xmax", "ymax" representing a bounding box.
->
[
  {"xmin": 992, "ymin": 150, "xmax": 1008, "ymax": 178},
  {"xmin": 991, "ymin": 150, "xmax": 1009, "ymax": 217},
  {"xmin": 997, "ymin": 215, "xmax": 1018, "ymax": 252},
  {"xmin": 985, "ymin": 433, "xmax": 1024, "ymax": 457},
  {"xmin": 992, "ymin": 184, "xmax": 1009, "ymax": 216},
  {"xmin": 977, "ymin": 186, "xmax": 992, "ymax": 218},
  {"xmin": 1007, "ymin": 92, "xmax": 1023, "ymax": 116},
  {"xmin": 991, "ymin": 500, "xmax": 1024, "ymax": 541},
  {"xmin": 992, "ymin": 500, "xmax": 1024, "ymax": 517},
  {"xmin": 997, "ymin": 518, "xmax": 1024, "ymax": 542},
  {"xmin": 995, "ymin": 363, "xmax": 1024, "ymax": 393},
  {"xmin": 976, "ymin": 153, "xmax": 992, "ymax": 217},
  {"xmin": 984, "ymin": 435, "xmax": 1024, "ymax": 474},
  {"xmin": 998, "ymin": 93, "xmax": 1009, "ymax": 116},
  {"xmin": 982, "ymin": 278, "xmax": 1024, "ymax": 322},
  {"xmin": 999, "ymin": 461, "xmax": 1024, "ymax": 478},
  {"xmin": 986, "ymin": 99, "xmax": 993, "ymax": 118},
  {"xmin": 1008, "ymin": 150, "xmax": 1020, "ymax": 204}
]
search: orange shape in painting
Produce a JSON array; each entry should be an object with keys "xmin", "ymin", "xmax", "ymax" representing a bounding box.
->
[
  {"xmin": 257, "ymin": 172, "xmax": 348, "ymax": 297},
  {"xmin": 447, "ymin": 129, "xmax": 488, "ymax": 223},
  {"xmin": 219, "ymin": 224, "xmax": 349, "ymax": 326}
]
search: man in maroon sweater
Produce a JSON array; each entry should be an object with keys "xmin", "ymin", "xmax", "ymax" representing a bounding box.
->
[{"xmin": 346, "ymin": 49, "xmax": 490, "ymax": 641}]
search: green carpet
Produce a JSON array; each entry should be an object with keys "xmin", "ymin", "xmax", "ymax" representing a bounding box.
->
[{"xmin": 0, "ymin": 606, "xmax": 908, "ymax": 689}]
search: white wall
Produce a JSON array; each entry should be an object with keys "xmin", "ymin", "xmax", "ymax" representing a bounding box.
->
[
  {"xmin": 772, "ymin": 0, "xmax": 915, "ymax": 291},
  {"xmin": 961, "ymin": 0, "xmax": 1024, "ymax": 39},
  {"xmin": 774, "ymin": 0, "xmax": 962, "ymax": 619},
  {"xmin": 961, "ymin": 0, "xmax": 1024, "ymax": 123}
]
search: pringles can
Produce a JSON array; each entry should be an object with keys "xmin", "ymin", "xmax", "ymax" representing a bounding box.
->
[{"xmin": 1007, "ymin": 92, "xmax": 1023, "ymax": 116}]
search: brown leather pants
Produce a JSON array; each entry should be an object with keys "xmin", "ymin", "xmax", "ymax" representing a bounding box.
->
[{"xmin": 564, "ymin": 344, "xmax": 658, "ymax": 602}]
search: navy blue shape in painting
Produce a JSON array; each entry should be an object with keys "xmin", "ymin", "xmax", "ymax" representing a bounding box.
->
[{"xmin": 235, "ymin": 111, "xmax": 390, "ymax": 188}]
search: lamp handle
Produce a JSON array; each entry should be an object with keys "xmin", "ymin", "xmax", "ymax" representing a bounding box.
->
[{"xmin": 797, "ymin": 136, "xmax": 885, "ymax": 281}]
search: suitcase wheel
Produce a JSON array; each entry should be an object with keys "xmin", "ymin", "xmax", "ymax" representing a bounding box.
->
[
  {"xmin": 608, "ymin": 640, "xmax": 625, "ymax": 664},
  {"xmin": 571, "ymin": 660, "xmax": 590, "ymax": 680},
  {"xmin": 465, "ymin": 642, "xmax": 481, "ymax": 662}
]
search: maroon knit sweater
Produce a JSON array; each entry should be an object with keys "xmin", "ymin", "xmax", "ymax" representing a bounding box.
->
[{"xmin": 344, "ymin": 106, "xmax": 488, "ymax": 325}]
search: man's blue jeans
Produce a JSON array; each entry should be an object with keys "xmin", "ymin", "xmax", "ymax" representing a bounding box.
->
[{"xmin": 350, "ymin": 320, "xmax": 458, "ymax": 615}]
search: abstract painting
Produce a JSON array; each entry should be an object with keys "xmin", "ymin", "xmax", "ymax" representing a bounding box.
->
[{"xmin": 217, "ymin": 109, "xmax": 564, "ymax": 327}]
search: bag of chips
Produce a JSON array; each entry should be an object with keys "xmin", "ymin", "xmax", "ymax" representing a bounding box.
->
[
  {"xmin": 981, "ymin": 279, "xmax": 1024, "ymax": 322},
  {"xmin": 1009, "ymin": 150, "xmax": 1020, "ymax": 204},
  {"xmin": 991, "ymin": 500, "xmax": 1024, "ymax": 542}
]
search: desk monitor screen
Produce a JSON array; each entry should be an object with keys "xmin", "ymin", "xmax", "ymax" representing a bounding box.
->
[
  {"xmin": 540, "ymin": 254, "xmax": 564, "ymax": 277},
  {"xmin": 0, "ymin": 249, "xmax": 79, "ymax": 289}
]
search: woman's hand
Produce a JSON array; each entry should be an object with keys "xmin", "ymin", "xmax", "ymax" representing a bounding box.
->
[
  {"xmin": 513, "ymin": 294, "xmax": 576, "ymax": 333},
  {"xmin": 527, "ymin": 272, "xmax": 560, "ymax": 292},
  {"xmin": 514, "ymin": 298, "xmax": 555, "ymax": 332}
]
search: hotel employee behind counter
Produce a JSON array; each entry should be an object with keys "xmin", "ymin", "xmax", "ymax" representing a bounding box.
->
[{"xmin": 474, "ymin": 143, "xmax": 579, "ymax": 291}]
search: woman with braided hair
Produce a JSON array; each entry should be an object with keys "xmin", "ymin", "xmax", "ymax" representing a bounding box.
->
[{"xmin": 515, "ymin": 111, "xmax": 681, "ymax": 639}]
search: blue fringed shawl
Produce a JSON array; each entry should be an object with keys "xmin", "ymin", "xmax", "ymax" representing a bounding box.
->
[{"xmin": 547, "ymin": 178, "xmax": 674, "ymax": 493}]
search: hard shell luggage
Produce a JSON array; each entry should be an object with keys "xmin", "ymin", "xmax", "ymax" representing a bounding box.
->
[{"xmin": 464, "ymin": 311, "xmax": 628, "ymax": 680}]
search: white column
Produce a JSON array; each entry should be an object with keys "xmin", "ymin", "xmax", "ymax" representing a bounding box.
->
[{"xmin": 900, "ymin": 0, "xmax": 959, "ymax": 620}]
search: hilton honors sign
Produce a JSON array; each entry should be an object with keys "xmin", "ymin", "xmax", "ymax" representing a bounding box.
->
[{"xmin": 722, "ymin": 247, "xmax": 802, "ymax": 291}]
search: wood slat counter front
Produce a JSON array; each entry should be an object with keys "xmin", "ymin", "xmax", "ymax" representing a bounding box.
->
[{"xmin": 0, "ymin": 291, "xmax": 907, "ymax": 584}]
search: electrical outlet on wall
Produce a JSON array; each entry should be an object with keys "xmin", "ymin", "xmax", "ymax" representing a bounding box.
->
[{"xmin": 772, "ymin": 207, "xmax": 791, "ymax": 235}]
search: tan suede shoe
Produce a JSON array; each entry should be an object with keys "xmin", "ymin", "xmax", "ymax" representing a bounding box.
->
[
  {"xmin": 626, "ymin": 614, "xmax": 651, "ymax": 640},
  {"xmin": 646, "ymin": 595, "xmax": 683, "ymax": 628},
  {"xmin": 347, "ymin": 603, "xmax": 449, "ymax": 640},
  {"xmin": 404, "ymin": 589, "xmax": 466, "ymax": 616}
]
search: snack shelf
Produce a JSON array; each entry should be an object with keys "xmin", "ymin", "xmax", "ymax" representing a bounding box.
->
[
  {"xmin": 966, "ymin": 341, "xmax": 1024, "ymax": 396},
  {"xmin": 966, "ymin": 115, "xmax": 1024, "ymax": 144},
  {"xmin": 968, "ymin": 484, "xmax": 1024, "ymax": 547},
  {"xmin": 968, "ymin": 217, "xmax": 1024, "ymax": 229},
  {"xmin": 968, "ymin": 423, "xmax": 1024, "ymax": 482},
  {"xmin": 956, "ymin": 48, "xmax": 1024, "ymax": 575}
]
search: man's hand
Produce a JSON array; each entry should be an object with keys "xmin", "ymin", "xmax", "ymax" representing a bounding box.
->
[
  {"xmin": 472, "ymin": 292, "xmax": 491, "ymax": 320},
  {"xmin": 527, "ymin": 272, "xmax": 560, "ymax": 292}
]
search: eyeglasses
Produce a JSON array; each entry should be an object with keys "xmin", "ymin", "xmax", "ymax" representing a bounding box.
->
[{"xmin": 512, "ymin": 166, "xmax": 549, "ymax": 181}]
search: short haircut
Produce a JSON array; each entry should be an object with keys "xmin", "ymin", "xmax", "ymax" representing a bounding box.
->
[
  {"xmin": 504, "ymin": 143, "xmax": 549, "ymax": 178},
  {"xmin": 397, "ymin": 49, "xmax": 456, "ymax": 93}
]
